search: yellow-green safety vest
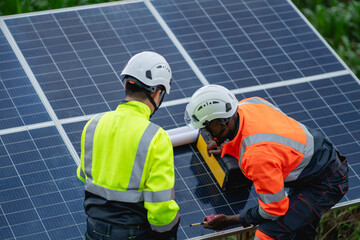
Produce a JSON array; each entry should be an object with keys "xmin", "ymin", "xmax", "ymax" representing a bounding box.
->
[{"xmin": 77, "ymin": 101, "xmax": 179, "ymax": 232}]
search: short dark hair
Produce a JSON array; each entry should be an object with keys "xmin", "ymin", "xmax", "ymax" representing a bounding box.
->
[
  {"xmin": 124, "ymin": 76, "xmax": 165, "ymax": 100},
  {"xmin": 125, "ymin": 80, "xmax": 149, "ymax": 100}
]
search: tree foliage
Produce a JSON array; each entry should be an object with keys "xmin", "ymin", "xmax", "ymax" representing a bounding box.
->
[
  {"xmin": 0, "ymin": 0, "xmax": 118, "ymax": 16},
  {"xmin": 292, "ymin": 0, "xmax": 360, "ymax": 79}
]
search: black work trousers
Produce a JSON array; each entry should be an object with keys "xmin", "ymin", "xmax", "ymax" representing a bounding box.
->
[
  {"xmin": 256, "ymin": 153, "xmax": 349, "ymax": 240},
  {"xmin": 85, "ymin": 217, "xmax": 153, "ymax": 240}
]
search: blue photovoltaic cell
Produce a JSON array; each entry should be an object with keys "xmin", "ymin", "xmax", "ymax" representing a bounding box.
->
[
  {"xmin": 0, "ymin": 127, "xmax": 84, "ymax": 239},
  {"xmin": 61, "ymin": 75, "xmax": 360, "ymax": 239},
  {"xmin": 1, "ymin": 0, "xmax": 360, "ymax": 239},
  {"xmin": 0, "ymin": 29, "xmax": 50, "ymax": 130},
  {"xmin": 5, "ymin": 2, "xmax": 203, "ymax": 119},
  {"xmin": 152, "ymin": 0, "xmax": 344, "ymax": 89}
]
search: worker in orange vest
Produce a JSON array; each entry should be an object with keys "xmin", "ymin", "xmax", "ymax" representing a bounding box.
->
[{"xmin": 185, "ymin": 85, "xmax": 348, "ymax": 240}]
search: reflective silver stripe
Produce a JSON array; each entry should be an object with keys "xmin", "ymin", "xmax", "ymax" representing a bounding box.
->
[
  {"xmin": 239, "ymin": 143, "xmax": 246, "ymax": 175},
  {"xmin": 243, "ymin": 133, "xmax": 307, "ymax": 155},
  {"xmin": 238, "ymin": 98, "xmax": 314, "ymax": 182},
  {"xmin": 285, "ymin": 123, "xmax": 314, "ymax": 181},
  {"xmin": 151, "ymin": 211, "xmax": 180, "ymax": 233},
  {"xmin": 240, "ymin": 131, "xmax": 314, "ymax": 182},
  {"xmin": 238, "ymin": 97, "xmax": 284, "ymax": 173},
  {"xmin": 128, "ymin": 122, "xmax": 160, "ymax": 190},
  {"xmin": 144, "ymin": 188, "xmax": 173, "ymax": 203},
  {"xmin": 238, "ymin": 97, "xmax": 284, "ymax": 114},
  {"xmin": 258, "ymin": 187, "xmax": 285, "ymax": 204},
  {"xmin": 84, "ymin": 113, "xmax": 105, "ymax": 180},
  {"xmin": 259, "ymin": 205, "xmax": 279, "ymax": 220},
  {"xmin": 85, "ymin": 179, "xmax": 144, "ymax": 202},
  {"xmin": 84, "ymin": 183, "xmax": 174, "ymax": 203},
  {"xmin": 83, "ymin": 114, "xmax": 163, "ymax": 203}
]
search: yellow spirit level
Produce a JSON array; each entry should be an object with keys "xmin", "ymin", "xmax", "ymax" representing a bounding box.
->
[{"xmin": 196, "ymin": 129, "xmax": 252, "ymax": 191}]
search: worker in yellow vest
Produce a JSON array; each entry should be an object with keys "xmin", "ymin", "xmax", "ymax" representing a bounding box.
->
[
  {"xmin": 185, "ymin": 85, "xmax": 348, "ymax": 240},
  {"xmin": 77, "ymin": 51, "xmax": 180, "ymax": 240}
]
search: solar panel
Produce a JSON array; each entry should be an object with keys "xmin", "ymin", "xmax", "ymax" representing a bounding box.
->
[
  {"xmin": 0, "ymin": 0, "xmax": 359, "ymax": 239},
  {"xmin": 0, "ymin": 29, "xmax": 51, "ymax": 130},
  {"xmin": 4, "ymin": 2, "xmax": 203, "ymax": 119},
  {"xmin": 0, "ymin": 126, "xmax": 84, "ymax": 239},
  {"xmin": 152, "ymin": 0, "xmax": 345, "ymax": 88}
]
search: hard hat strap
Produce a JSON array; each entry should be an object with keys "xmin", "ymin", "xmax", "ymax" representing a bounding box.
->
[{"xmin": 145, "ymin": 91, "xmax": 159, "ymax": 118}]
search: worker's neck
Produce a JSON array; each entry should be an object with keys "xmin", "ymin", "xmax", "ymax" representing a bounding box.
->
[
  {"xmin": 228, "ymin": 112, "xmax": 239, "ymax": 141},
  {"xmin": 125, "ymin": 96, "xmax": 155, "ymax": 113}
]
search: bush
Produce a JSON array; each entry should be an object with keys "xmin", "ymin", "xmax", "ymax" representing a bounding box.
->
[
  {"xmin": 292, "ymin": 0, "xmax": 360, "ymax": 79},
  {"xmin": 317, "ymin": 205, "xmax": 360, "ymax": 240}
]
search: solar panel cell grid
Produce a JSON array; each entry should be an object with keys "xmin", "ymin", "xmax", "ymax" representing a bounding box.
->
[
  {"xmin": 5, "ymin": 2, "xmax": 203, "ymax": 120},
  {"xmin": 0, "ymin": 127, "xmax": 84, "ymax": 239},
  {"xmin": 1, "ymin": 0, "xmax": 360, "ymax": 239},
  {"xmin": 0, "ymin": 30, "xmax": 51, "ymax": 130},
  {"xmin": 153, "ymin": 0, "xmax": 346, "ymax": 91}
]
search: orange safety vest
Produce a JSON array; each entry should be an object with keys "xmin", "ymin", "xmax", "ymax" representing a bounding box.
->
[{"xmin": 221, "ymin": 97, "xmax": 314, "ymax": 219}]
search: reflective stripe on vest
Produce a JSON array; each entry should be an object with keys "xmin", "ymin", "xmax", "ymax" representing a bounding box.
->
[
  {"xmin": 238, "ymin": 98, "xmax": 314, "ymax": 182},
  {"xmin": 259, "ymin": 205, "xmax": 280, "ymax": 220},
  {"xmin": 84, "ymin": 113, "xmax": 104, "ymax": 183},
  {"xmin": 258, "ymin": 187, "xmax": 287, "ymax": 220},
  {"xmin": 83, "ymin": 113, "xmax": 172, "ymax": 203},
  {"xmin": 151, "ymin": 211, "xmax": 180, "ymax": 233},
  {"xmin": 128, "ymin": 122, "xmax": 160, "ymax": 190},
  {"xmin": 238, "ymin": 98, "xmax": 314, "ymax": 220},
  {"xmin": 258, "ymin": 187, "xmax": 286, "ymax": 204},
  {"xmin": 238, "ymin": 97, "xmax": 284, "ymax": 113}
]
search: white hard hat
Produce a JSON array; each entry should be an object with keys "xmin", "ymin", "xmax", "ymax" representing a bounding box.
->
[
  {"xmin": 120, "ymin": 51, "xmax": 172, "ymax": 93},
  {"xmin": 185, "ymin": 85, "xmax": 238, "ymax": 129}
]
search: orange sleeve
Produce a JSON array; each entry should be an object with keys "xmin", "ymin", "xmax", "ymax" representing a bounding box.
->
[{"xmin": 242, "ymin": 146, "xmax": 289, "ymax": 217}]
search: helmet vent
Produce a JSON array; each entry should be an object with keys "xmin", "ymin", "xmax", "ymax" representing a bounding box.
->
[
  {"xmin": 146, "ymin": 70, "xmax": 152, "ymax": 80},
  {"xmin": 192, "ymin": 114, "xmax": 199, "ymax": 122},
  {"xmin": 198, "ymin": 101, "xmax": 220, "ymax": 111},
  {"xmin": 225, "ymin": 103, "xmax": 232, "ymax": 112}
]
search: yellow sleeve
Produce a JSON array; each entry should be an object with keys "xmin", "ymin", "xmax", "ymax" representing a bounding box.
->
[{"xmin": 143, "ymin": 129, "xmax": 180, "ymax": 232}]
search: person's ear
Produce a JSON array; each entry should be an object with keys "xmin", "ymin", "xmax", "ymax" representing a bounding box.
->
[
  {"xmin": 219, "ymin": 120, "xmax": 227, "ymax": 128},
  {"xmin": 151, "ymin": 89, "xmax": 161, "ymax": 98}
]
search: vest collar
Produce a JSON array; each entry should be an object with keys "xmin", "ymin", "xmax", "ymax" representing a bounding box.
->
[{"xmin": 116, "ymin": 100, "xmax": 152, "ymax": 120}]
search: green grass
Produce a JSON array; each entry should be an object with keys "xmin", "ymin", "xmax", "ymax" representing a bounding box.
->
[{"xmin": 317, "ymin": 205, "xmax": 360, "ymax": 240}]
